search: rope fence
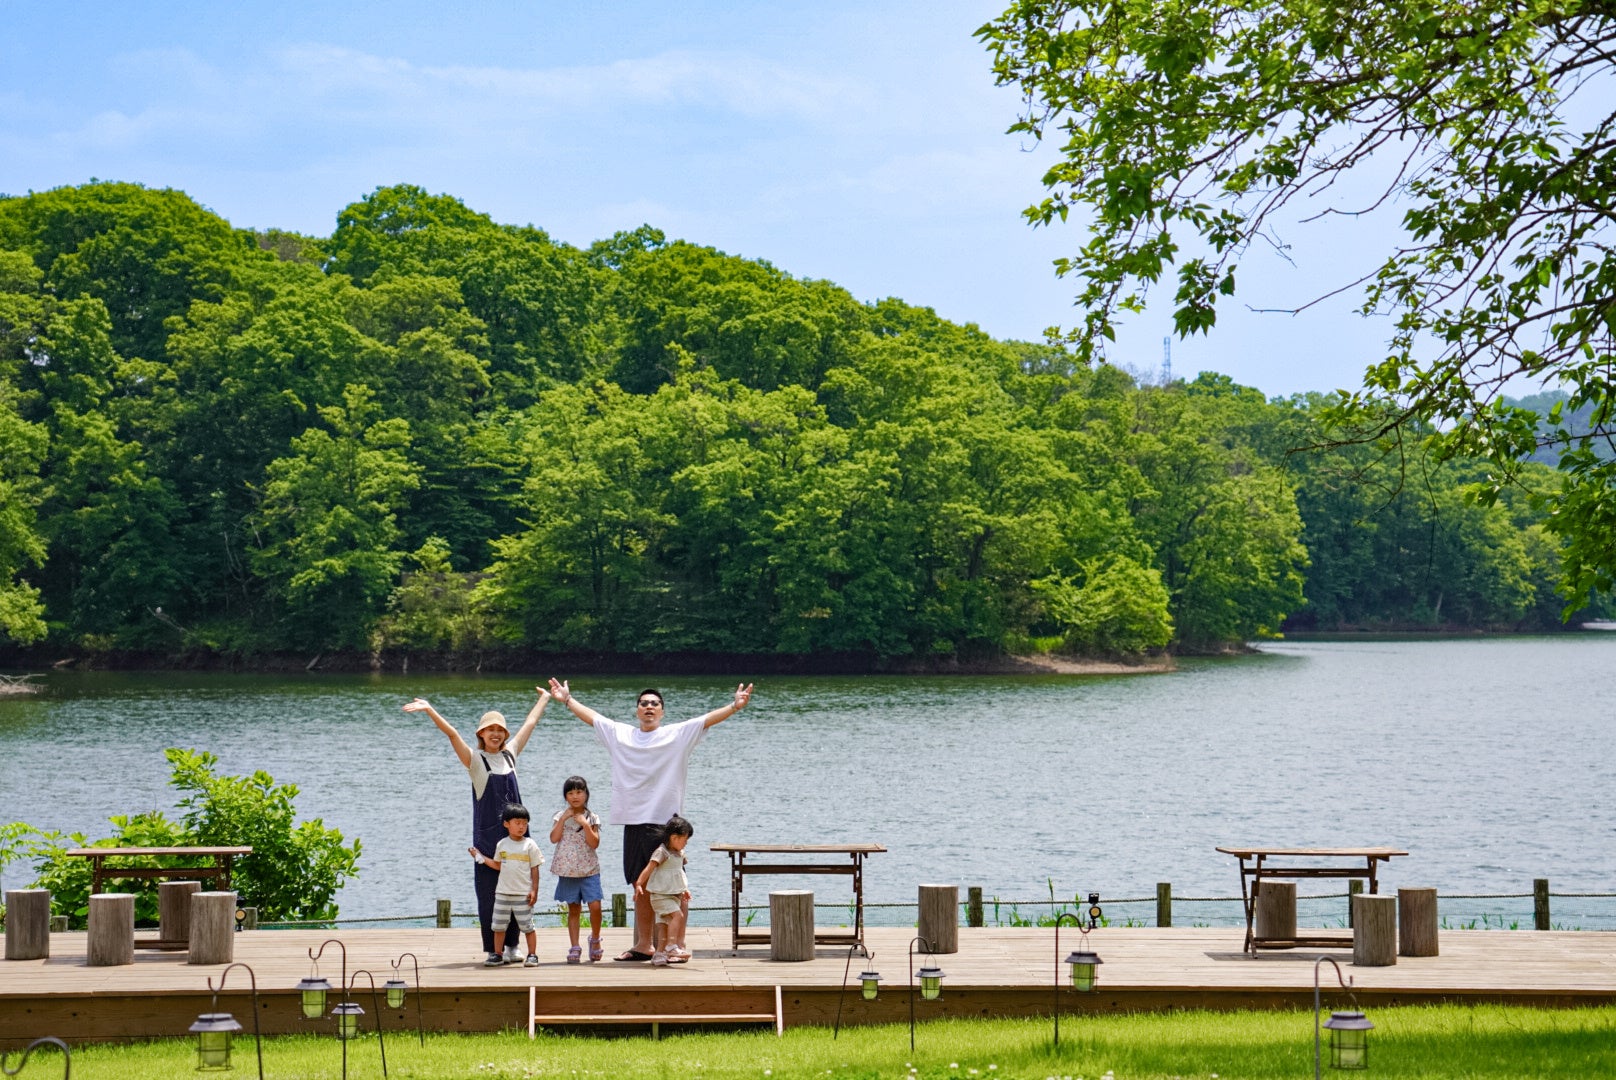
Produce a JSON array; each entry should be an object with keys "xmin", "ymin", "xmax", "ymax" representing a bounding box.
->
[{"xmin": 255, "ymin": 882, "xmax": 1616, "ymax": 931}]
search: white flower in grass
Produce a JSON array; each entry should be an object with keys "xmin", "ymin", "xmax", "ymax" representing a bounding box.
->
[{"xmin": 989, "ymin": 1067, "xmax": 998, "ymax": 1072}]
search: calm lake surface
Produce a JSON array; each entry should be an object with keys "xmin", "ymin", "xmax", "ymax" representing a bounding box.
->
[{"xmin": 2, "ymin": 637, "xmax": 1613, "ymax": 930}]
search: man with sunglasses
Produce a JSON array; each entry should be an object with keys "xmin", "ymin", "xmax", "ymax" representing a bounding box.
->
[{"xmin": 547, "ymin": 678, "xmax": 753, "ymax": 961}]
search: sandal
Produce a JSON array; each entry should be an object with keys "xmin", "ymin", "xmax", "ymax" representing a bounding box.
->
[
  {"xmin": 650, "ymin": 951, "xmax": 669, "ymax": 967},
  {"xmin": 588, "ymin": 936, "xmax": 603, "ymax": 963},
  {"xmin": 566, "ymin": 945, "xmax": 582, "ymax": 964},
  {"xmin": 614, "ymin": 949, "xmax": 654, "ymax": 962},
  {"xmin": 666, "ymin": 945, "xmax": 689, "ymax": 964}
]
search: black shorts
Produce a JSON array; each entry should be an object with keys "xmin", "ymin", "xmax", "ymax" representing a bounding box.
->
[{"xmin": 622, "ymin": 823, "xmax": 662, "ymax": 886}]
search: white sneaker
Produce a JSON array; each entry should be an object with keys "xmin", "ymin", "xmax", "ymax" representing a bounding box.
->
[{"xmin": 504, "ymin": 944, "xmax": 521, "ymax": 963}]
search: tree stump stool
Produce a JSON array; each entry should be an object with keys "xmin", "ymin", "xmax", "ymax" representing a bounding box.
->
[
  {"xmin": 158, "ymin": 881, "xmax": 202, "ymax": 949},
  {"xmin": 4, "ymin": 889, "xmax": 51, "ymax": 960},
  {"xmin": 1398, "ymin": 887, "xmax": 1439, "ymax": 957},
  {"xmin": 1253, "ymin": 881, "xmax": 1297, "ymax": 942},
  {"xmin": 88, "ymin": 893, "xmax": 135, "ymax": 967},
  {"xmin": 1352, "ymin": 894, "xmax": 1397, "ymax": 966},
  {"xmin": 768, "ymin": 890, "xmax": 814, "ymax": 961},
  {"xmin": 917, "ymin": 884, "xmax": 959, "ymax": 954},
  {"xmin": 188, "ymin": 891, "xmax": 236, "ymax": 965}
]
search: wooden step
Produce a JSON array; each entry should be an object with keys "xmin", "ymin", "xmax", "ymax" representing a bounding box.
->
[{"xmin": 528, "ymin": 986, "xmax": 782, "ymax": 1039}]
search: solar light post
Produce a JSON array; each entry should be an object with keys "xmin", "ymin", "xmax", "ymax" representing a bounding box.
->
[
  {"xmin": 0, "ymin": 1037, "xmax": 70, "ymax": 1080},
  {"xmin": 190, "ymin": 962, "xmax": 263, "ymax": 1079},
  {"xmin": 340, "ymin": 970, "xmax": 389, "ymax": 1080},
  {"xmin": 833, "ymin": 944, "xmax": 880, "ymax": 1039},
  {"xmin": 1314, "ymin": 956, "xmax": 1373, "ymax": 1077},
  {"xmin": 1052, "ymin": 896, "xmax": 1103, "ymax": 1050},
  {"xmin": 908, "ymin": 935, "xmax": 945, "ymax": 1053},
  {"xmin": 385, "ymin": 952, "xmax": 425, "ymax": 1047}
]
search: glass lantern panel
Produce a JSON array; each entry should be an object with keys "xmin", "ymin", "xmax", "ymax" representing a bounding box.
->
[
  {"xmin": 1070, "ymin": 962, "xmax": 1097, "ymax": 992},
  {"xmin": 920, "ymin": 976, "xmax": 942, "ymax": 1001},
  {"xmin": 861, "ymin": 978, "xmax": 879, "ymax": 1001},
  {"xmin": 386, "ymin": 984, "xmax": 407, "ymax": 1009},
  {"xmin": 197, "ymin": 1030, "xmax": 231, "ymax": 1070},
  {"xmin": 300, "ymin": 989, "xmax": 326, "ymax": 1019},
  {"xmin": 1331, "ymin": 1028, "xmax": 1369, "ymax": 1070}
]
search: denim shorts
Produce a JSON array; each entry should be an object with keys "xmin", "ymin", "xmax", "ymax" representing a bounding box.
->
[{"xmin": 553, "ymin": 873, "xmax": 604, "ymax": 904}]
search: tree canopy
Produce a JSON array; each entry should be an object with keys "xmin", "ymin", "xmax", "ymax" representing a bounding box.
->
[
  {"xmin": 977, "ymin": 0, "xmax": 1616, "ymax": 608},
  {"xmin": 0, "ymin": 179, "xmax": 1605, "ymax": 662}
]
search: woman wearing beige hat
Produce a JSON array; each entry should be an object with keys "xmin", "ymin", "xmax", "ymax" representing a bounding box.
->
[{"xmin": 404, "ymin": 689, "xmax": 549, "ymax": 961}]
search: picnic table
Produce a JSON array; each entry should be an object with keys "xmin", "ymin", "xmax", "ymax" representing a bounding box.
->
[
  {"xmin": 1216, "ymin": 845, "xmax": 1408, "ymax": 953},
  {"xmin": 65, "ymin": 846, "xmax": 252, "ymax": 897},
  {"xmin": 710, "ymin": 843, "xmax": 885, "ymax": 951}
]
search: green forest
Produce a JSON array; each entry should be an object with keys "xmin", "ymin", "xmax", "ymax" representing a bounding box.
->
[{"xmin": 0, "ymin": 181, "xmax": 1603, "ymax": 666}]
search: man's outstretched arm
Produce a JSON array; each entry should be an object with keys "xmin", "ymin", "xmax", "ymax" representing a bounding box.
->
[
  {"xmin": 700, "ymin": 683, "xmax": 753, "ymax": 729},
  {"xmin": 548, "ymin": 678, "xmax": 610, "ymax": 727}
]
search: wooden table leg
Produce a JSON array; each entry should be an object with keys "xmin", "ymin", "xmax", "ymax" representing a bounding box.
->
[{"xmin": 730, "ymin": 852, "xmax": 743, "ymax": 951}]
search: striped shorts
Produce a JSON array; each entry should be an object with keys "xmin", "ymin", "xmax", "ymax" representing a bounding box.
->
[{"xmin": 491, "ymin": 893, "xmax": 534, "ymax": 934}]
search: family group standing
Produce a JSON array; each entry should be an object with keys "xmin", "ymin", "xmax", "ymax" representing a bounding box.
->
[{"xmin": 404, "ymin": 679, "xmax": 753, "ymax": 967}]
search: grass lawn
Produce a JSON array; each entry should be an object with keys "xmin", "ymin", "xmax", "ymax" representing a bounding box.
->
[{"xmin": 23, "ymin": 1004, "xmax": 1616, "ymax": 1079}]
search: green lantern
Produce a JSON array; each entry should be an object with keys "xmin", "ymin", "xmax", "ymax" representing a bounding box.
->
[
  {"xmin": 1064, "ymin": 948, "xmax": 1103, "ymax": 992},
  {"xmin": 189, "ymin": 1012, "xmax": 242, "ymax": 1070},
  {"xmin": 383, "ymin": 978, "xmax": 408, "ymax": 1009},
  {"xmin": 858, "ymin": 966, "xmax": 882, "ymax": 1001},
  {"xmin": 296, "ymin": 976, "xmax": 332, "ymax": 1020},
  {"xmin": 1323, "ymin": 1011, "xmax": 1373, "ymax": 1070},
  {"xmin": 916, "ymin": 962, "xmax": 945, "ymax": 1001},
  {"xmin": 332, "ymin": 1001, "xmax": 365, "ymax": 1041}
]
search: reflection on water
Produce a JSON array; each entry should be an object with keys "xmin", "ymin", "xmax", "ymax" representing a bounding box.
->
[{"xmin": 2, "ymin": 636, "xmax": 1612, "ymax": 930}]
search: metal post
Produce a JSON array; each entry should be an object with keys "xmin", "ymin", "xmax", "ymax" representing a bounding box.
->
[
  {"xmin": 1534, "ymin": 878, "xmax": 1550, "ymax": 930},
  {"xmin": 1156, "ymin": 882, "xmax": 1172, "ymax": 928},
  {"xmin": 966, "ymin": 887, "xmax": 983, "ymax": 928}
]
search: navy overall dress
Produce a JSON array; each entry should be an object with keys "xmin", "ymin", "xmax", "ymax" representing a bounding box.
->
[{"xmin": 472, "ymin": 749, "xmax": 522, "ymax": 953}]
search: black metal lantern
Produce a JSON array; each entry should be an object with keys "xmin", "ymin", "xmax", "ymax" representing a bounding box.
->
[
  {"xmin": 858, "ymin": 965, "xmax": 882, "ymax": 1001},
  {"xmin": 296, "ymin": 975, "xmax": 333, "ymax": 1020},
  {"xmin": 332, "ymin": 1002, "xmax": 365, "ymax": 1041},
  {"xmin": 916, "ymin": 962, "xmax": 945, "ymax": 1001},
  {"xmin": 1323, "ymin": 1011, "xmax": 1373, "ymax": 1070},
  {"xmin": 383, "ymin": 979, "xmax": 408, "ymax": 1010},
  {"xmin": 189, "ymin": 1013, "xmax": 241, "ymax": 1070},
  {"xmin": 1064, "ymin": 948, "xmax": 1102, "ymax": 992}
]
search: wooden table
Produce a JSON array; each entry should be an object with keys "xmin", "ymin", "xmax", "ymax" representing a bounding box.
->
[
  {"xmin": 66, "ymin": 846, "xmax": 252, "ymax": 899},
  {"xmin": 710, "ymin": 843, "xmax": 885, "ymax": 951},
  {"xmin": 1216, "ymin": 845, "xmax": 1408, "ymax": 953}
]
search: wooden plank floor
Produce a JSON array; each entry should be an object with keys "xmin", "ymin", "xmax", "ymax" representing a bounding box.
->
[{"xmin": 3, "ymin": 925, "xmax": 1613, "ymax": 1045}]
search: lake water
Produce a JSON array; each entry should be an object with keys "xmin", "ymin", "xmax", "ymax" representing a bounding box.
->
[{"xmin": 2, "ymin": 637, "xmax": 1613, "ymax": 931}]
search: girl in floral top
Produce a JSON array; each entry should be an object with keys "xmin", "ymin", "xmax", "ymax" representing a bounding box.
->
[{"xmin": 549, "ymin": 775, "xmax": 604, "ymax": 962}]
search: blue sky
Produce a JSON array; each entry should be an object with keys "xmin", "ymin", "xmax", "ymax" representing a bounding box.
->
[{"xmin": 1, "ymin": 1, "xmax": 1396, "ymax": 397}]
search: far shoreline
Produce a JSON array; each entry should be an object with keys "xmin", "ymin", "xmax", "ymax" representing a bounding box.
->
[{"xmin": 0, "ymin": 645, "xmax": 1178, "ymax": 678}]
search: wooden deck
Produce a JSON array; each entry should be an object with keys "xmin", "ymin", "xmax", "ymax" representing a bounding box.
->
[{"xmin": 3, "ymin": 925, "xmax": 1613, "ymax": 1046}]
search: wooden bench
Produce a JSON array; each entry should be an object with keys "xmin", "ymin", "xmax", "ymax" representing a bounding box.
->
[
  {"xmin": 528, "ymin": 985, "xmax": 782, "ymax": 1039},
  {"xmin": 710, "ymin": 843, "xmax": 885, "ymax": 951}
]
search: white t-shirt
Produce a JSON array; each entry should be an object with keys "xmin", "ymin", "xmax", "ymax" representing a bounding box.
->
[
  {"xmin": 467, "ymin": 748, "xmax": 520, "ymax": 801},
  {"xmin": 592, "ymin": 717, "xmax": 708, "ymax": 825},
  {"xmin": 493, "ymin": 835, "xmax": 543, "ymax": 895}
]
